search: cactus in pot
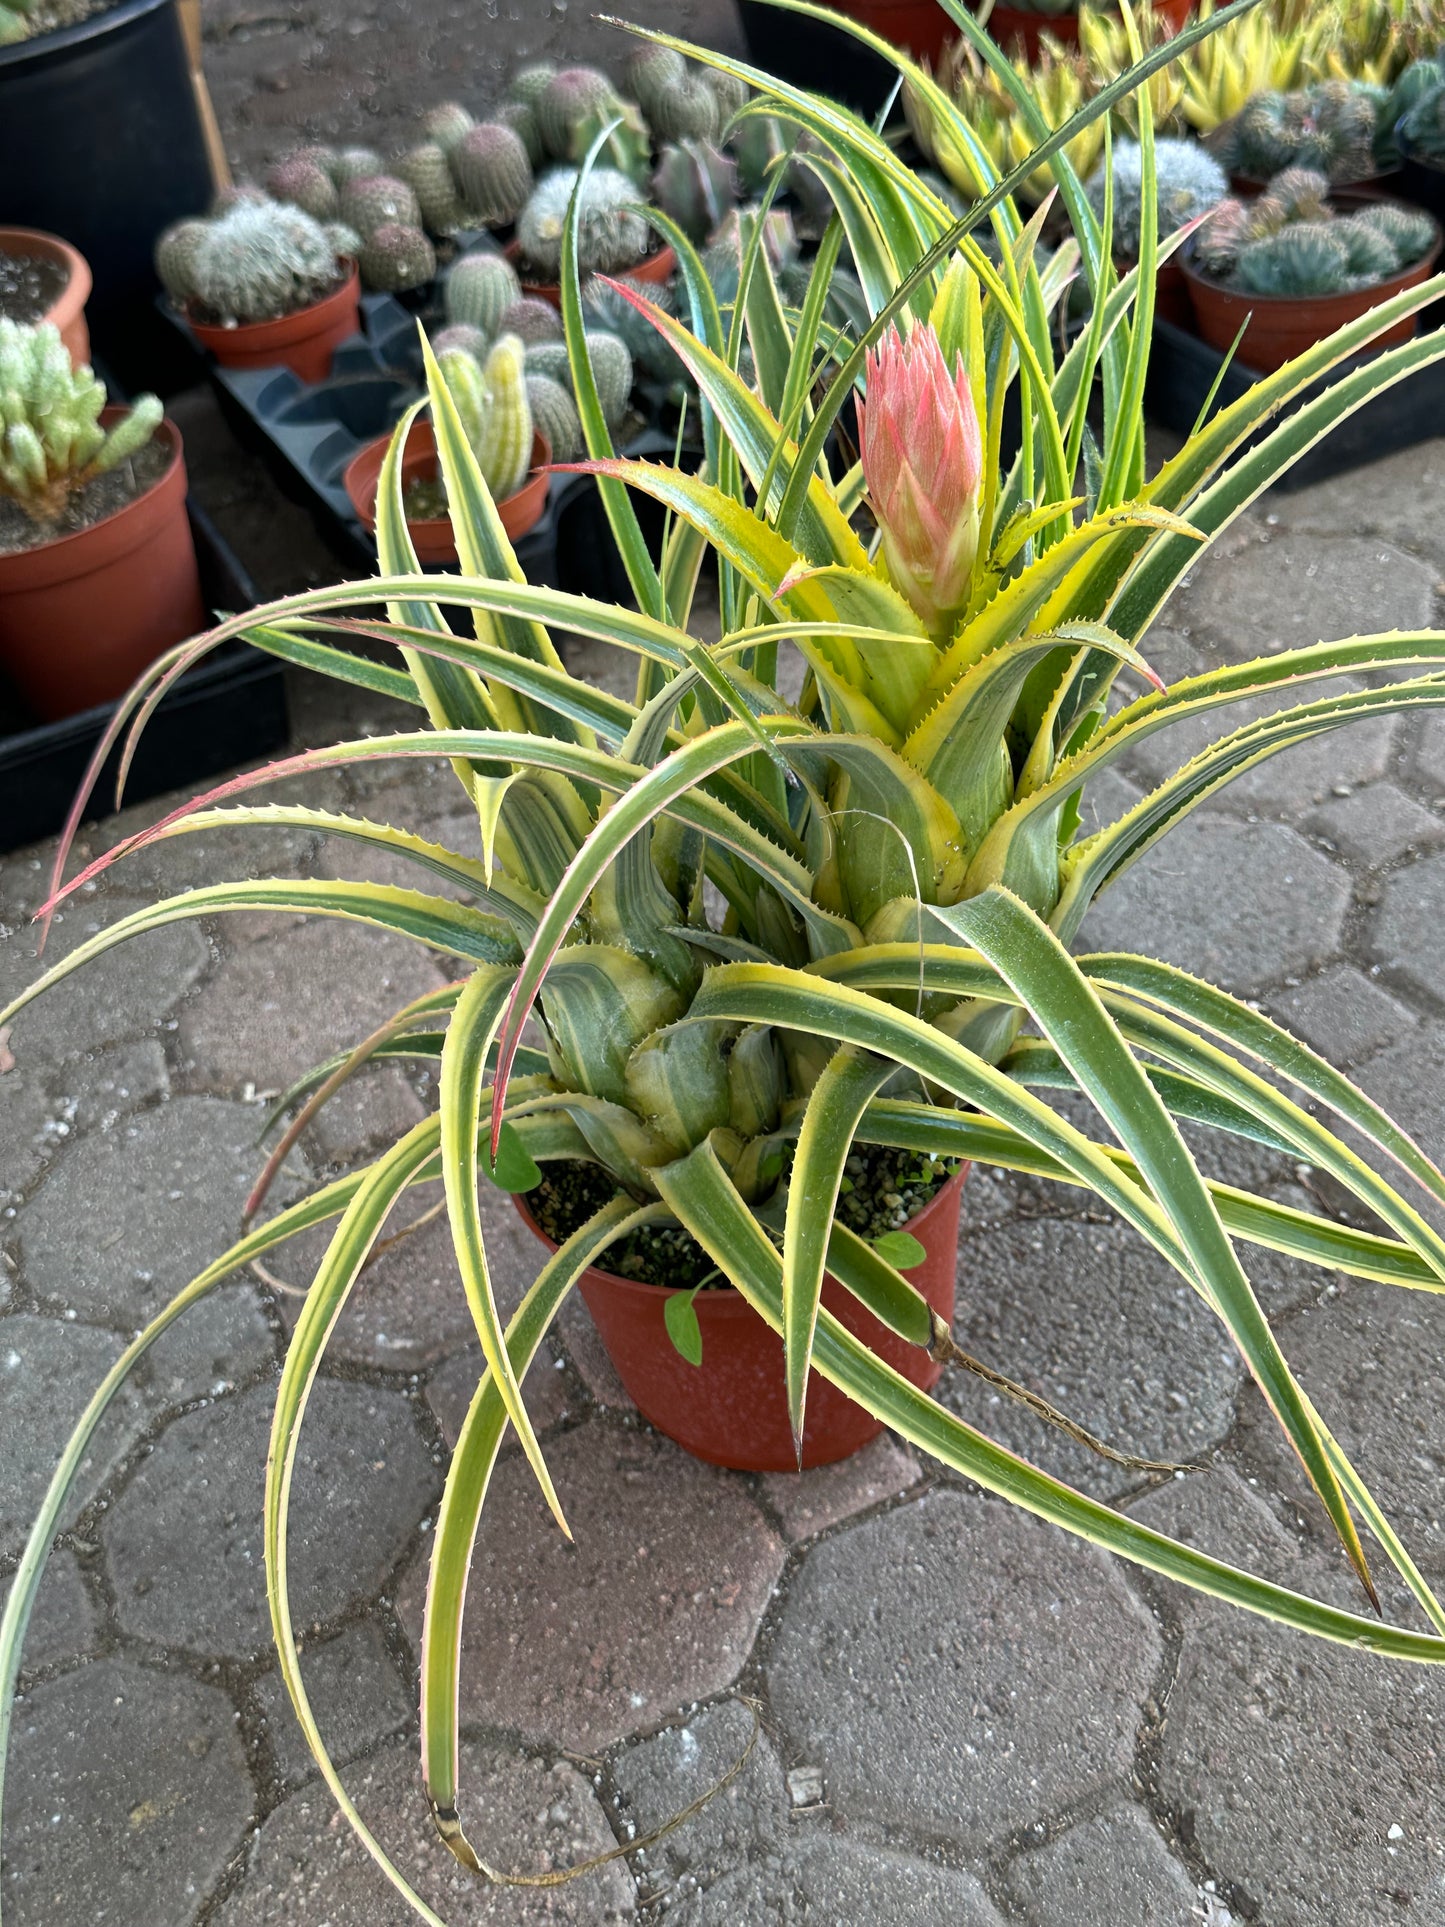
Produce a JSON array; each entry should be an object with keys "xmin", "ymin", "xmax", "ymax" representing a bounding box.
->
[
  {"xmin": 158, "ymin": 200, "xmax": 344, "ymax": 324},
  {"xmin": 265, "ymin": 150, "xmax": 341, "ymax": 221},
  {"xmin": 445, "ymin": 249, "xmax": 523, "ymax": 335},
  {"xmin": 422, "ymin": 101, "xmax": 475, "ymax": 153},
  {"xmin": 396, "ymin": 143, "xmax": 469, "ymax": 237},
  {"xmin": 525, "ymin": 370, "xmax": 583, "ymax": 460},
  {"xmin": 357, "ymin": 221, "xmax": 436, "ymax": 294},
  {"xmin": 338, "ymin": 173, "xmax": 422, "ymax": 237},
  {"xmin": 1087, "ymin": 138, "xmax": 1228, "ymax": 260},
  {"xmin": 449, "ymin": 122, "xmax": 535, "ymax": 229},
  {"xmin": 1192, "ymin": 168, "xmax": 1436, "ymax": 291},
  {"xmin": 516, "ymin": 167, "xmax": 652, "ymax": 280},
  {"xmin": 626, "ymin": 43, "xmax": 721, "ymax": 142},
  {"xmin": 0, "ymin": 320, "xmax": 162, "ymax": 528},
  {"xmin": 436, "ymin": 333, "xmax": 534, "ymax": 501},
  {"xmin": 1212, "ymin": 80, "xmax": 1383, "ymax": 184}
]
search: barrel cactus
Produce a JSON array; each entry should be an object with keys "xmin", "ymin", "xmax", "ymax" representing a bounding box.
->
[
  {"xmin": 523, "ymin": 330, "xmax": 633, "ymax": 429},
  {"xmin": 396, "ymin": 143, "xmax": 468, "ymax": 236},
  {"xmin": 0, "ymin": 320, "xmax": 163, "ymax": 528},
  {"xmin": 154, "ymin": 218, "xmax": 210, "ymax": 303},
  {"xmin": 1215, "ymin": 81, "xmax": 1382, "ymax": 185},
  {"xmin": 430, "ymin": 320, "xmax": 491, "ymax": 362},
  {"xmin": 445, "ymin": 250, "xmax": 522, "ymax": 336},
  {"xmin": 265, "ymin": 151, "xmax": 340, "ymax": 222},
  {"xmin": 449, "ymin": 122, "xmax": 535, "ymax": 229},
  {"xmin": 1087, "ymin": 138, "xmax": 1227, "ymax": 258},
  {"xmin": 536, "ymin": 66, "xmax": 616, "ymax": 159},
  {"xmin": 627, "ymin": 44, "xmax": 721, "ymax": 143},
  {"xmin": 525, "ymin": 371, "xmax": 583, "ymax": 461},
  {"xmin": 508, "ymin": 61, "xmax": 556, "ymax": 108},
  {"xmin": 339, "ymin": 173, "xmax": 422, "ymax": 238},
  {"xmin": 357, "ymin": 222, "xmax": 436, "ymax": 294},
  {"xmin": 496, "ymin": 98, "xmax": 545, "ymax": 169},
  {"xmin": 181, "ymin": 201, "xmax": 342, "ymax": 324},
  {"xmin": 498, "ymin": 297, "xmax": 564, "ymax": 347},
  {"xmin": 422, "ymin": 101, "xmax": 475, "ymax": 153},
  {"xmin": 652, "ymin": 140, "xmax": 738, "ymax": 245},
  {"xmin": 1398, "ymin": 80, "xmax": 1445, "ymax": 163},
  {"xmin": 330, "ymin": 145, "xmax": 384, "ymax": 185},
  {"xmin": 1198, "ymin": 169, "xmax": 1436, "ymax": 292},
  {"xmin": 517, "ymin": 167, "xmax": 651, "ymax": 279}
]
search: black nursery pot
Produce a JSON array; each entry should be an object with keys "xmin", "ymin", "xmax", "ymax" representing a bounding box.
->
[{"xmin": 0, "ymin": 0, "xmax": 214, "ymax": 390}]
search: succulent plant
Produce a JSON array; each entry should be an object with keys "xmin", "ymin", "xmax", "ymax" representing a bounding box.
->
[
  {"xmin": 508, "ymin": 61, "xmax": 556, "ymax": 108},
  {"xmin": 474, "ymin": 332, "xmax": 534, "ymax": 499},
  {"xmin": 430, "ymin": 320, "xmax": 491, "ymax": 361},
  {"xmin": 324, "ymin": 221, "xmax": 363, "ymax": 262},
  {"xmin": 1234, "ymin": 222, "xmax": 1355, "ymax": 294},
  {"xmin": 652, "ymin": 139, "xmax": 737, "ymax": 245},
  {"xmin": 1214, "ymin": 81, "xmax": 1381, "ymax": 184},
  {"xmin": 498, "ymin": 296, "xmax": 565, "ymax": 346},
  {"xmin": 525, "ymin": 370, "xmax": 583, "ymax": 460},
  {"xmin": 210, "ymin": 183, "xmax": 270, "ymax": 215},
  {"xmin": 582, "ymin": 272, "xmax": 687, "ymax": 388},
  {"xmin": 357, "ymin": 221, "xmax": 436, "ymax": 294},
  {"xmin": 636, "ymin": 62, "xmax": 721, "ymax": 144},
  {"xmin": 1197, "ymin": 169, "xmax": 1435, "ymax": 292},
  {"xmin": 422, "ymin": 101, "xmax": 475, "ymax": 153},
  {"xmin": 330, "ymin": 145, "xmax": 384, "ymax": 185},
  {"xmin": 175, "ymin": 200, "xmax": 342, "ymax": 324},
  {"xmin": 495, "ymin": 98, "xmax": 545, "ymax": 170},
  {"xmin": 517, "ymin": 167, "xmax": 651, "ymax": 279},
  {"xmin": 449, "ymin": 122, "xmax": 535, "ymax": 229},
  {"xmin": 704, "ymin": 67, "xmax": 749, "ymax": 124},
  {"xmin": 265, "ymin": 151, "xmax": 340, "ymax": 222},
  {"xmin": 1398, "ymin": 76, "xmax": 1445, "ymax": 163},
  {"xmin": 0, "ymin": 320, "xmax": 163, "ymax": 526},
  {"xmin": 396, "ymin": 143, "xmax": 468, "ymax": 236},
  {"xmin": 445, "ymin": 249, "xmax": 522, "ymax": 335},
  {"xmin": 1087, "ymin": 138, "xmax": 1227, "ymax": 259},
  {"xmin": 536, "ymin": 67, "xmax": 618, "ymax": 160},
  {"xmin": 523, "ymin": 329, "xmax": 634, "ymax": 428},
  {"xmin": 153, "ymin": 218, "xmax": 210, "ymax": 302},
  {"xmin": 338, "ymin": 173, "xmax": 422, "ymax": 238}
]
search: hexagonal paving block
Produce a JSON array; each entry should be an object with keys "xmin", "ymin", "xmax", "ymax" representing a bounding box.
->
[
  {"xmin": 940, "ymin": 1218, "xmax": 1243, "ymax": 1500},
  {"xmin": 2, "ymin": 1655, "xmax": 254, "ymax": 1927},
  {"xmin": 1079, "ymin": 817, "xmax": 1350, "ymax": 994},
  {"xmin": 395, "ymin": 1420, "xmax": 784, "ymax": 1752},
  {"xmin": 0, "ymin": 1549, "xmax": 101, "ymax": 1674},
  {"xmin": 212, "ymin": 1737, "xmax": 633, "ymax": 1924},
  {"xmin": 105, "ymin": 1377, "xmax": 438, "ymax": 1657},
  {"xmin": 1266, "ymin": 964, "xmax": 1416, "ymax": 1066},
  {"xmin": 1357, "ymin": 1021, "xmax": 1445, "ymax": 1175},
  {"xmin": 760, "ymin": 1435, "xmax": 921, "ymax": 1542},
  {"xmin": 425, "ymin": 1342, "xmax": 571, "ymax": 1450},
  {"xmin": 252, "ymin": 1616, "xmax": 412, "ymax": 1791},
  {"xmin": 1371, "ymin": 849, "xmax": 1445, "ymax": 1002},
  {"xmin": 1307, "ymin": 783, "xmax": 1444, "ymax": 869},
  {"xmin": 1002, "ymin": 1803, "xmax": 1200, "ymax": 1926},
  {"xmin": 1264, "ymin": 439, "xmax": 1445, "ymax": 570},
  {"xmin": 766, "ymin": 1488, "xmax": 1161, "ymax": 1850}
]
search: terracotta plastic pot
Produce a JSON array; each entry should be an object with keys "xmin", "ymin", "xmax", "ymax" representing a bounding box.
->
[
  {"xmin": 343, "ymin": 419, "xmax": 551, "ymax": 564},
  {"xmin": 505, "ymin": 239, "xmax": 676, "ymax": 311},
  {"xmin": 1117, "ymin": 249, "xmax": 1191, "ymax": 328},
  {"xmin": 1180, "ymin": 213, "xmax": 1442, "ymax": 374},
  {"xmin": 516, "ymin": 1168, "xmax": 967, "ymax": 1472},
  {"xmin": 826, "ymin": 0, "xmax": 952, "ymax": 62},
  {"xmin": 0, "ymin": 226, "xmax": 92, "ymax": 364},
  {"xmin": 0, "ymin": 411, "xmax": 205, "ymax": 722},
  {"xmin": 979, "ymin": 0, "xmax": 1189, "ymax": 61},
  {"xmin": 185, "ymin": 262, "xmax": 361, "ymax": 381}
]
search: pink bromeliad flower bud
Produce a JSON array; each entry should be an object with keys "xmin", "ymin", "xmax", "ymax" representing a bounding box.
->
[{"xmin": 857, "ymin": 322, "xmax": 983, "ymax": 636}]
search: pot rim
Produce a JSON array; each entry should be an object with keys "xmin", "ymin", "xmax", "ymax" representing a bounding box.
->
[
  {"xmin": 0, "ymin": 0, "xmax": 175, "ymax": 69},
  {"xmin": 504, "ymin": 236, "xmax": 675, "ymax": 295},
  {"xmin": 514, "ymin": 1163, "xmax": 968, "ymax": 1301},
  {"xmin": 183, "ymin": 258, "xmax": 359, "ymax": 340},
  {"xmin": 0, "ymin": 224, "xmax": 91, "ymax": 326},
  {"xmin": 342, "ymin": 419, "xmax": 552, "ymax": 535},
  {"xmin": 1179, "ymin": 208, "xmax": 1443, "ymax": 307},
  {"xmin": 0, "ymin": 407, "xmax": 183, "ymax": 573}
]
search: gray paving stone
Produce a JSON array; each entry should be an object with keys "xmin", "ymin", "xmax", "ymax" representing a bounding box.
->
[
  {"xmin": 1139, "ymin": 1477, "xmax": 1445, "ymax": 1926},
  {"xmin": 766, "ymin": 1488, "xmax": 1160, "ymax": 1851},
  {"xmin": 1307, "ymin": 782, "xmax": 1444, "ymax": 868},
  {"xmin": 426, "ymin": 1342, "xmax": 572, "ymax": 1450},
  {"xmin": 1372, "ymin": 849, "xmax": 1445, "ymax": 1003},
  {"xmin": 784, "ymin": 1838, "xmax": 1004, "ymax": 1925},
  {"xmin": 2, "ymin": 1038, "xmax": 169, "ymax": 1217},
  {"xmin": 16, "ymin": 1095, "xmax": 301, "ymax": 1326},
  {"xmin": 132, "ymin": 1283, "xmax": 277, "ymax": 1407},
  {"xmin": 760, "ymin": 1436, "xmax": 921, "ymax": 1542},
  {"xmin": 1356, "ymin": 1020, "xmax": 1445, "ymax": 1174},
  {"xmin": 252, "ymin": 1615, "xmax": 412, "ymax": 1791},
  {"xmin": 177, "ymin": 917, "xmax": 447, "ymax": 1091},
  {"xmin": 1079, "ymin": 816, "xmax": 1350, "ymax": 993},
  {"xmin": 104, "ymin": 1378, "xmax": 438, "ymax": 1657},
  {"xmin": 1417, "ymin": 712, "xmax": 1445, "ymax": 792},
  {"xmin": 0, "ymin": 1549, "xmax": 101, "ymax": 1674},
  {"xmin": 1177, "ymin": 532, "xmax": 1439, "ymax": 664},
  {"xmin": 1, "ymin": 1655, "xmax": 254, "ymax": 1927},
  {"xmin": 1266, "ymin": 963, "xmax": 1416, "ymax": 1065},
  {"xmin": 1264, "ymin": 438, "xmax": 1445, "ymax": 569},
  {"xmin": 1002, "ymin": 1802, "xmax": 1199, "ymax": 1927},
  {"xmin": 556, "ymin": 1294, "xmax": 636, "ymax": 1409},
  {"xmin": 90, "ymin": 806, "xmax": 320, "ymax": 900},
  {"xmin": 212, "ymin": 1736, "xmax": 634, "ymax": 1923},
  {"xmin": 302, "ymin": 1062, "xmax": 429, "ymax": 1166},
  {"xmin": 0, "ymin": 1314, "xmax": 144, "ymax": 1558},
  {"xmin": 396, "ymin": 1420, "xmax": 784, "ymax": 1751},
  {"xmin": 940, "ymin": 1219, "xmax": 1243, "ymax": 1499}
]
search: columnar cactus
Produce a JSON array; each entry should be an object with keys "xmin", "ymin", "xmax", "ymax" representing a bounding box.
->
[
  {"xmin": 522, "ymin": 330, "xmax": 632, "ymax": 428},
  {"xmin": 178, "ymin": 201, "xmax": 342, "ymax": 324},
  {"xmin": 536, "ymin": 67, "xmax": 617, "ymax": 159},
  {"xmin": 516, "ymin": 167, "xmax": 650, "ymax": 279},
  {"xmin": 1086, "ymin": 138, "xmax": 1227, "ymax": 258},
  {"xmin": 628, "ymin": 46, "xmax": 720, "ymax": 143},
  {"xmin": 508, "ymin": 62, "xmax": 556, "ymax": 108},
  {"xmin": 396, "ymin": 144, "xmax": 468, "ymax": 236},
  {"xmin": 525, "ymin": 371, "xmax": 583, "ymax": 461},
  {"xmin": 154, "ymin": 219, "xmax": 210, "ymax": 302},
  {"xmin": 430, "ymin": 321, "xmax": 491, "ymax": 361},
  {"xmin": 330, "ymin": 146, "xmax": 384, "ymax": 185},
  {"xmin": 474, "ymin": 334, "xmax": 534, "ymax": 499},
  {"xmin": 448, "ymin": 123, "xmax": 535, "ymax": 229},
  {"xmin": 496, "ymin": 99, "xmax": 545, "ymax": 169},
  {"xmin": 651, "ymin": 140, "xmax": 738, "ymax": 244},
  {"xmin": 497, "ymin": 297, "xmax": 565, "ymax": 346},
  {"xmin": 422, "ymin": 102, "xmax": 475, "ymax": 153},
  {"xmin": 357, "ymin": 222, "xmax": 436, "ymax": 293},
  {"xmin": 338, "ymin": 174, "xmax": 422, "ymax": 238},
  {"xmin": 265, "ymin": 151, "xmax": 340, "ymax": 221},
  {"xmin": 582, "ymin": 274, "xmax": 686, "ymax": 388},
  {"xmin": 1399, "ymin": 81, "xmax": 1445, "ymax": 162},
  {"xmin": 0, "ymin": 321, "xmax": 164, "ymax": 527},
  {"xmin": 445, "ymin": 250, "xmax": 522, "ymax": 335}
]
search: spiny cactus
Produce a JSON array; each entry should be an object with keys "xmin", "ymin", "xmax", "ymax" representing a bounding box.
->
[
  {"xmin": 265, "ymin": 151, "xmax": 340, "ymax": 222},
  {"xmin": 525, "ymin": 371, "xmax": 583, "ymax": 461},
  {"xmin": 1215, "ymin": 81, "xmax": 1381, "ymax": 185},
  {"xmin": 330, "ymin": 146, "xmax": 384, "ymax": 185},
  {"xmin": 449, "ymin": 123, "xmax": 535, "ymax": 229},
  {"xmin": 582, "ymin": 273, "xmax": 686, "ymax": 388},
  {"xmin": 498, "ymin": 296, "xmax": 565, "ymax": 346},
  {"xmin": 357, "ymin": 222, "xmax": 436, "ymax": 293},
  {"xmin": 1334, "ymin": 213, "xmax": 1402, "ymax": 281},
  {"xmin": 496, "ymin": 98, "xmax": 545, "ymax": 169},
  {"xmin": 536, "ymin": 67, "xmax": 617, "ymax": 160},
  {"xmin": 445, "ymin": 249, "xmax": 522, "ymax": 335},
  {"xmin": 396, "ymin": 144, "xmax": 468, "ymax": 237},
  {"xmin": 1200, "ymin": 169, "xmax": 1436, "ymax": 293},
  {"xmin": 508, "ymin": 62, "xmax": 556, "ymax": 109},
  {"xmin": 338, "ymin": 174, "xmax": 422, "ymax": 239},
  {"xmin": 475, "ymin": 333, "xmax": 534, "ymax": 499},
  {"xmin": 154, "ymin": 219, "xmax": 210, "ymax": 302},
  {"xmin": 422, "ymin": 102, "xmax": 475, "ymax": 153},
  {"xmin": 628, "ymin": 46, "xmax": 721, "ymax": 143},
  {"xmin": 0, "ymin": 321, "xmax": 163, "ymax": 528},
  {"xmin": 1086, "ymin": 137, "xmax": 1227, "ymax": 259},
  {"xmin": 651, "ymin": 139, "xmax": 737, "ymax": 245},
  {"xmin": 522, "ymin": 330, "xmax": 633, "ymax": 427},
  {"xmin": 324, "ymin": 221, "xmax": 364, "ymax": 262},
  {"xmin": 1234, "ymin": 223, "xmax": 1355, "ymax": 295},
  {"xmin": 180, "ymin": 201, "xmax": 342, "ymax": 324},
  {"xmin": 704, "ymin": 68, "xmax": 749, "ymax": 124},
  {"xmin": 1354, "ymin": 200, "xmax": 1437, "ymax": 261},
  {"xmin": 430, "ymin": 320, "xmax": 490, "ymax": 361},
  {"xmin": 1398, "ymin": 80, "xmax": 1445, "ymax": 163},
  {"xmin": 516, "ymin": 167, "xmax": 651, "ymax": 279}
]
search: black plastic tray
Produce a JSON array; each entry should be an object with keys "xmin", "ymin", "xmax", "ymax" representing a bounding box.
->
[
  {"xmin": 0, "ymin": 502, "xmax": 285, "ymax": 853},
  {"xmin": 1143, "ymin": 315, "xmax": 1445, "ymax": 491}
]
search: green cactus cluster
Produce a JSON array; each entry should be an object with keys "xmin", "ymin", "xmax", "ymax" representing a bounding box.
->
[
  {"xmin": 155, "ymin": 200, "xmax": 346, "ymax": 324},
  {"xmin": 445, "ymin": 250, "xmax": 523, "ymax": 336},
  {"xmin": 651, "ymin": 139, "xmax": 738, "ymax": 245},
  {"xmin": 1212, "ymin": 81, "xmax": 1383, "ymax": 185},
  {"xmin": 1395, "ymin": 63, "xmax": 1445, "ymax": 163},
  {"xmin": 1195, "ymin": 168, "xmax": 1437, "ymax": 295},
  {"xmin": 516, "ymin": 167, "xmax": 652, "ymax": 280},
  {"xmin": 523, "ymin": 372, "xmax": 583, "ymax": 463},
  {"xmin": 449, "ymin": 122, "xmax": 536, "ymax": 228},
  {"xmin": 1087, "ymin": 137, "xmax": 1228, "ymax": 259},
  {"xmin": 0, "ymin": 320, "xmax": 163, "ymax": 528},
  {"xmin": 432, "ymin": 333, "xmax": 535, "ymax": 501}
]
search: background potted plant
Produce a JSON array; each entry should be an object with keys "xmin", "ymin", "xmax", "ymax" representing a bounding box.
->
[
  {"xmin": 1391, "ymin": 54, "xmax": 1445, "ymax": 218},
  {"xmin": 0, "ymin": 223, "xmax": 91, "ymax": 363},
  {"xmin": 0, "ymin": 318, "xmax": 204, "ymax": 719},
  {"xmin": 1087, "ymin": 132, "xmax": 1226, "ymax": 323},
  {"xmin": 1207, "ymin": 77, "xmax": 1397, "ymax": 189},
  {"xmin": 978, "ymin": 0, "xmax": 1193, "ymax": 68},
  {"xmin": 9, "ymin": 12, "xmax": 1445, "ymax": 1912}
]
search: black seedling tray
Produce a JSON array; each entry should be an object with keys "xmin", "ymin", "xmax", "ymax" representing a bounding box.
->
[
  {"xmin": 1144, "ymin": 315, "xmax": 1445, "ymax": 491},
  {"xmin": 0, "ymin": 502, "xmax": 285, "ymax": 853}
]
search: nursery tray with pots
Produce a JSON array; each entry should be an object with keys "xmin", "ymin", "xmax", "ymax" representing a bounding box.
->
[
  {"xmin": 0, "ymin": 501, "xmax": 283, "ymax": 853},
  {"xmin": 1143, "ymin": 312, "xmax": 1445, "ymax": 489}
]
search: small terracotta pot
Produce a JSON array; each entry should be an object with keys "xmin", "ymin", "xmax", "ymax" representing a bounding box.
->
[
  {"xmin": 979, "ymin": 0, "xmax": 1189, "ymax": 61},
  {"xmin": 504, "ymin": 238, "xmax": 677, "ymax": 311},
  {"xmin": 343, "ymin": 418, "xmax": 551, "ymax": 564},
  {"xmin": 826, "ymin": 0, "xmax": 953, "ymax": 62},
  {"xmin": 0, "ymin": 225, "xmax": 92, "ymax": 365},
  {"xmin": 185, "ymin": 261, "xmax": 361, "ymax": 381},
  {"xmin": 516, "ymin": 1168, "xmax": 967, "ymax": 1472},
  {"xmin": 0, "ymin": 411, "xmax": 205, "ymax": 722},
  {"xmin": 1180, "ymin": 213, "xmax": 1442, "ymax": 374}
]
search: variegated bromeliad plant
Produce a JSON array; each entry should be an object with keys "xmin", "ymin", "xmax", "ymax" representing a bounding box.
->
[{"xmin": 7, "ymin": 0, "xmax": 1445, "ymax": 1912}]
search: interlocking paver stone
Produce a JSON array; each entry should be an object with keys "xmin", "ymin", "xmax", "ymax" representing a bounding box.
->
[
  {"xmin": 1357, "ymin": 1020, "xmax": 1445, "ymax": 1174},
  {"xmin": 426, "ymin": 1342, "xmax": 571, "ymax": 1448},
  {"xmin": 253, "ymin": 1615, "xmax": 413, "ymax": 1789},
  {"xmin": 1266, "ymin": 963, "xmax": 1416, "ymax": 1064},
  {"xmin": 1307, "ymin": 782, "xmax": 1444, "ymax": 867},
  {"xmin": 1078, "ymin": 817, "xmax": 1350, "ymax": 992},
  {"xmin": 1264, "ymin": 439, "xmax": 1445, "ymax": 569},
  {"xmin": 211, "ymin": 1736, "xmax": 634, "ymax": 1923},
  {"xmin": 104, "ymin": 1377, "xmax": 438, "ymax": 1656},
  {"xmin": 1002, "ymin": 1803, "xmax": 1199, "ymax": 1926},
  {"xmin": 177, "ymin": 918, "xmax": 447, "ymax": 1090},
  {"xmin": 2, "ymin": 1655, "xmax": 254, "ymax": 1927},
  {"xmin": 940, "ymin": 1219, "xmax": 1242, "ymax": 1498},
  {"xmin": 1371, "ymin": 849, "xmax": 1445, "ymax": 1002},
  {"xmin": 760, "ymin": 1435, "xmax": 920, "ymax": 1541},
  {"xmin": 396, "ymin": 1420, "xmax": 784, "ymax": 1751},
  {"xmin": 781, "ymin": 1838, "xmax": 1005, "ymax": 1924},
  {"xmin": 766, "ymin": 1489, "xmax": 1160, "ymax": 1850},
  {"xmin": 0, "ymin": 1549, "xmax": 100, "ymax": 1673}
]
